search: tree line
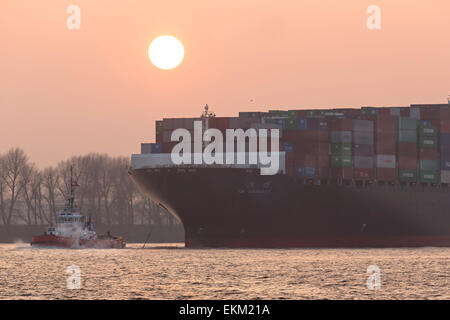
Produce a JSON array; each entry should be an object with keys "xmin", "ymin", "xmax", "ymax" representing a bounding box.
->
[{"xmin": 0, "ymin": 148, "xmax": 177, "ymax": 226}]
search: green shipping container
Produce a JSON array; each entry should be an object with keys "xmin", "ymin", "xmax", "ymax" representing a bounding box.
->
[
  {"xmin": 419, "ymin": 160, "xmax": 438, "ymax": 171},
  {"xmin": 398, "ymin": 130, "xmax": 417, "ymax": 143},
  {"xmin": 268, "ymin": 110, "xmax": 288, "ymax": 117},
  {"xmin": 287, "ymin": 110, "xmax": 299, "ymax": 118},
  {"xmin": 419, "ymin": 125, "xmax": 437, "ymax": 137},
  {"xmin": 156, "ymin": 120, "xmax": 163, "ymax": 133},
  {"xmin": 286, "ymin": 118, "xmax": 297, "ymax": 130},
  {"xmin": 330, "ymin": 143, "xmax": 352, "ymax": 155},
  {"xmin": 398, "ymin": 169, "xmax": 417, "ymax": 182},
  {"xmin": 331, "ymin": 155, "xmax": 352, "ymax": 168},
  {"xmin": 419, "ymin": 170, "xmax": 439, "ymax": 183},
  {"xmin": 419, "ymin": 137, "xmax": 437, "ymax": 148}
]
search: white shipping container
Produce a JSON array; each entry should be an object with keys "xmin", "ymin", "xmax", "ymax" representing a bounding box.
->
[
  {"xmin": 441, "ymin": 170, "xmax": 450, "ymax": 183},
  {"xmin": 376, "ymin": 154, "xmax": 396, "ymax": 168}
]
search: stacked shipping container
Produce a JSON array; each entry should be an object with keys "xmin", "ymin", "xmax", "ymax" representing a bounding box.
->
[
  {"xmin": 352, "ymin": 119, "xmax": 374, "ymax": 181},
  {"xmin": 145, "ymin": 103, "xmax": 450, "ymax": 184},
  {"xmin": 397, "ymin": 116, "xmax": 417, "ymax": 182},
  {"xmin": 374, "ymin": 115, "xmax": 396, "ymax": 181}
]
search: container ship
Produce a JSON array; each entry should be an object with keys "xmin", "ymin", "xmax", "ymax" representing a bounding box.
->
[{"xmin": 129, "ymin": 103, "xmax": 450, "ymax": 248}]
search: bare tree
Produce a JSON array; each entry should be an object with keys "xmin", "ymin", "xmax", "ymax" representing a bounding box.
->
[
  {"xmin": 21, "ymin": 164, "xmax": 40, "ymax": 225},
  {"xmin": 41, "ymin": 167, "xmax": 60, "ymax": 224},
  {"xmin": 0, "ymin": 148, "xmax": 31, "ymax": 225}
]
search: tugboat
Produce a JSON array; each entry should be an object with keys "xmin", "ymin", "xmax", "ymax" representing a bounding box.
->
[{"xmin": 31, "ymin": 167, "xmax": 126, "ymax": 249}]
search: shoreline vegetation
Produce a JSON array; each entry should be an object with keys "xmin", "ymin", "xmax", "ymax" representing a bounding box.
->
[{"xmin": 0, "ymin": 148, "xmax": 183, "ymax": 242}]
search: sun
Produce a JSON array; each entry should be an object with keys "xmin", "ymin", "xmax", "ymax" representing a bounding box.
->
[{"xmin": 148, "ymin": 35, "xmax": 184, "ymax": 70}]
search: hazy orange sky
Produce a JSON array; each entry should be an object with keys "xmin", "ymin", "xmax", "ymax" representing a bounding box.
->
[{"xmin": 1, "ymin": 1, "xmax": 449, "ymax": 167}]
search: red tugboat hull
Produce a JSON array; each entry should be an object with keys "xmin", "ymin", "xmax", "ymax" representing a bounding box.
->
[{"xmin": 31, "ymin": 235, "xmax": 125, "ymax": 249}]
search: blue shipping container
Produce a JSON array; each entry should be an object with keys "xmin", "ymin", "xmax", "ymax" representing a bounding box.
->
[
  {"xmin": 304, "ymin": 167, "xmax": 316, "ymax": 178},
  {"xmin": 151, "ymin": 143, "xmax": 163, "ymax": 153},
  {"xmin": 295, "ymin": 167, "xmax": 304, "ymax": 178},
  {"xmin": 283, "ymin": 142, "xmax": 294, "ymax": 154},
  {"xmin": 297, "ymin": 118, "xmax": 308, "ymax": 130},
  {"xmin": 440, "ymin": 133, "xmax": 450, "ymax": 146},
  {"xmin": 441, "ymin": 154, "xmax": 450, "ymax": 170},
  {"xmin": 295, "ymin": 166, "xmax": 315, "ymax": 178}
]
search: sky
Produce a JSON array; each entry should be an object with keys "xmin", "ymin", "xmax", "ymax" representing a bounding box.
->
[{"xmin": 1, "ymin": 0, "xmax": 449, "ymax": 167}]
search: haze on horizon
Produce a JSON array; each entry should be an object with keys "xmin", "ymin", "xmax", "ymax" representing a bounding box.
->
[{"xmin": 1, "ymin": 0, "xmax": 449, "ymax": 168}]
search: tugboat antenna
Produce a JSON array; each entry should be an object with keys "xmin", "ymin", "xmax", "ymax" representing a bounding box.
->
[{"xmin": 70, "ymin": 165, "xmax": 74, "ymax": 209}]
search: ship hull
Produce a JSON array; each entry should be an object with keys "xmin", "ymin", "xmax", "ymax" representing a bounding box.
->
[
  {"xmin": 129, "ymin": 167, "xmax": 450, "ymax": 248},
  {"xmin": 31, "ymin": 235, "xmax": 126, "ymax": 249}
]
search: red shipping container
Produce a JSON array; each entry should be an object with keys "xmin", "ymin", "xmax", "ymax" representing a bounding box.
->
[
  {"xmin": 286, "ymin": 165, "xmax": 294, "ymax": 177},
  {"xmin": 419, "ymin": 107, "xmax": 441, "ymax": 120},
  {"xmin": 295, "ymin": 154, "xmax": 317, "ymax": 167},
  {"xmin": 429, "ymin": 119, "xmax": 440, "ymax": 129},
  {"xmin": 376, "ymin": 141, "xmax": 396, "ymax": 154},
  {"xmin": 283, "ymin": 130, "xmax": 303, "ymax": 142},
  {"xmin": 297, "ymin": 142, "xmax": 329, "ymax": 155},
  {"xmin": 397, "ymin": 155, "xmax": 418, "ymax": 169},
  {"xmin": 301, "ymin": 130, "xmax": 329, "ymax": 142},
  {"xmin": 286, "ymin": 153, "xmax": 295, "ymax": 166},
  {"xmin": 316, "ymin": 167, "xmax": 330, "ymax": 180},
  {"xmin": 285, "ymin": 154, "xmax": 295, "ymax": 177},
  {"xmin": 397, "ymin": 142, "xmax": 417, "ymax": 157},
  {"xmin": 162, "ymin": 141, "xmax": 179, "ymax": 153},
  {"xmin": 354, "ymin": 168, "xmax": 375, "ymax": 180},
  {"xmin": 375, "ymin": 115, "xmax": 397, "ymax": 132},
  {"xmin": 375, "ymin": 130, "xmax": 396, "ymax": 154},
  {"xmin": 297, "ymin": 110, "xmax": 308, "ymax": 117},
  {"xmin": 209, "ymin": 117, "xmax": 231, "ymax": 133},
  {"xmin": 378, "ymin": 108, "xmax": 391, "ymax": 115},
  {"xmin": 331, "ymin": 167, "xmax": 353, "ymax": 180},
  {"xmin": 439, "ymin": 120, "xmax": 450, "ymax": 133},
  {"xmin": 317, "ymin": 155, "xmax": 330, "ymax": 167},
  {"xmin": 156, "ymin": 131, "xmax": 163, "ymax": 143},
  {"xmin": 419, "ymin": 148, "xmax": 439, "ymax": 160},
  {"xmin": 376, "ymin": 168, "xmax": 397, "ymax": 181}
]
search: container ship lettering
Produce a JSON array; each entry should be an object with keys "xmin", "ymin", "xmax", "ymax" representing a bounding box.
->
[{"xmin": 129, "ymin": 103, "xmax": 450, "ymax": 248}]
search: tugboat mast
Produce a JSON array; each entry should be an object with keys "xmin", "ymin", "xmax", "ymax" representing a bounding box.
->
[{"xmin": 69, "ymin": 165, "xmax": 77, "ymax": 210}]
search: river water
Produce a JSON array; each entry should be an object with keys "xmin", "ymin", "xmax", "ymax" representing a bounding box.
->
[{"xmin": 0, "ymin": 243, "xmax": 449, "ymax": 299}]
